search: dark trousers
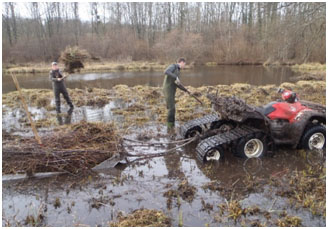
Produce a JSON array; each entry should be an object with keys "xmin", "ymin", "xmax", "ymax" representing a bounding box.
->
[
  {"xmin": 54, "ymin": 86, "xmax": 73, "ymax": 113},
  {"xmin": 163, "ymin": 86, "xmax": 177, "ymax": 124}
]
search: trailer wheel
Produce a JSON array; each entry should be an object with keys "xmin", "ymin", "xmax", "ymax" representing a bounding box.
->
[
  {"xmin": 185, "ymin": 126, "xmax": 202, "ymax": 138},
  {"xmin": 233, "ymin": 133, "xmax": 267, "ymax": 158},
  {"xmin": 301, "ymin": 125, "xmax": 326, "ymax": 150},
  {"xmin": 204, "ymin": 146, "xmax": 224, "ymax": 162},
  {"xmin": 210, "ymin": 120, "xmax": 235, "ymax": 132}
]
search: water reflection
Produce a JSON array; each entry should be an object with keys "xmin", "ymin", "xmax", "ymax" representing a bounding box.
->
[
  {"xmin": 2, "ymin": 97, "xmax": 135, "ymax": 136},
  {"xmin": 70, "ymin": 101, "xmax": 126, "ymax": 123},
  {"xmin": 56, "ymin": 109, "xmax": 73, "ymax": 125},
  {"xmin": 164, "ymin": 144, "xmax": 185, "ymax": 179},
  {"xmin": 306, "ymin": 148, "xmax": 325, "ymax": 166},
  {"xmin": 242, "ymin": 158, "xmax": 263, "ymax": 176},
  {"xmin": 2, "ymin": 66, "xmax": 297, "ymax": 93}
]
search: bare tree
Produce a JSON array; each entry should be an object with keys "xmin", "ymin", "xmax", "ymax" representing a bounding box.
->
[
  {"xmin": 72, "ymin": 2, "xmax": 79, "ymax": 45},
  {"xmin": 2, "ymin": 2, "xmax": 326, "ymax": 63},
  {"xmin": 3, "ymin": 3, "xmax": 13, "ymax": 46},
  {"xmin": 9, "ymin": 2, "xmax": 17, "ymax": 43}
]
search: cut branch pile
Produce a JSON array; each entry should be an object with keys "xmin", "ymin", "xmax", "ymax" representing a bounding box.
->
[
  {"xmin": 109, "ymin": 209, "xmax": 171, "ymax": 227},
  {"xmin": 207, "ymin": 94, "xmax": 255, "ymax": 121},
  {"xmin": 2, "ymin": 121, "xmax": 123, "ymax": 174},
  {"xmin": 60, "ymin": 46, "xmax": 90, "ymax": 73}
]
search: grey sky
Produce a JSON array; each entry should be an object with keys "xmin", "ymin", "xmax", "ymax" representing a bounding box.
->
[{"xmin": 6, "ymin": 2, "xmax": 93, "ymax": 21}]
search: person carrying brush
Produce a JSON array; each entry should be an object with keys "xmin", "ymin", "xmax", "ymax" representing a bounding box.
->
[
  {"xmin": 163, "ymin": 57, "xmax": 186, "ymax": 133},
  {"xmin": 49, "ymin": 62, "xmax": 74, "ymax": 114}
]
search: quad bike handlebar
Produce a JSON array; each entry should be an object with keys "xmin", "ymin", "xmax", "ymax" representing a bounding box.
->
[{"xmin": 276, "ymin": 88, "xmax": 298, "ymax": 103}]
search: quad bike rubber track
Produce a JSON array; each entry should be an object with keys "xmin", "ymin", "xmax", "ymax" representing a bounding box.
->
[
  {"xmin": 180, "ymin": 114, "xmax": 220, "ymax": 138},
  {"xmin": 196, "ymin": 125, "xmax": 262, "ymax": 162}
]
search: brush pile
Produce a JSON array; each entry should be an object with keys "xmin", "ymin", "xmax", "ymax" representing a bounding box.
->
[
  {"xmin": 109, "ymin": 209, "xmax": 171, "ymax": 227},
  {"xmin": 2, "ymin": 121, "xmax": 123, "ymax": 174},
  {"xmin": 207, "ymin": 94, "xmax": 255, "ymax": 122},
  {"xmin": 60, "ymin": 46, "xmax": 90, "ymax": 73}
]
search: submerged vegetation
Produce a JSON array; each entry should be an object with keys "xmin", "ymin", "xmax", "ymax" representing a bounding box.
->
[
  {"xmin": 273, "ymin": 164, "xmax": 326, "ymax": 217},
  {"xmin": 209, "ymin": 164, "xmax": 325, "ymax": 227}
]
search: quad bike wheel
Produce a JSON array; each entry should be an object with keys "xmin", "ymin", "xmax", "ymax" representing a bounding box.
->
[
  {"xmin": 301, "ymin": 125, "xmax": 326, "ymax": 150},
  {"xmin": 233, "ymin": 133, "xmax": 268, "ymax": 158},
  {"xmin": 204, "ymin": 146, "xmax": 224, "ymax": 162}
]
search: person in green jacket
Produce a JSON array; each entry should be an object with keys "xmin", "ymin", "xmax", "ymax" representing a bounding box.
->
[{"xmin": 163, "ymin": 57, "xmax": 186, "ymax": 131}]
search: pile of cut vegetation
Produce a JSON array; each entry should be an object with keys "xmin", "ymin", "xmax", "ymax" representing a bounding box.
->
[
  {"xmin": 109, "ymin": 209, "xmax": 171, "ymax": 227},
  {"xmin": 2, "ymin": 121, "xmax": 123, "ymax": 174},
  {"xmin": 60, "ymin": 46, "xmax": 90, "ymax": 73}
]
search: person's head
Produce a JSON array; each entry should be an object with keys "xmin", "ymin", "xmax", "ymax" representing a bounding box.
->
[
  {"xmin": 177, "ymin": 57, "xmax": 186, "ymax": 69},
  {"xmin": 51, "ymin": 62, "xmax": 59, "ymax": 70}
]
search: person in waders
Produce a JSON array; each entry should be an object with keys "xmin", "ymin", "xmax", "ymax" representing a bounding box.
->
[
  {"xmin": 49, "ymin": 62, "xmax": 74, "ymax": 115},
  {"xmin": 163, "ymin": 58, "xmax": 186, "ymax": 134}
]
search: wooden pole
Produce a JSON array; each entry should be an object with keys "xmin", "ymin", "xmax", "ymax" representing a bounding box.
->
[{"xmin": 10, "ymin": 73, "xmax": 42, "ymax": 145}]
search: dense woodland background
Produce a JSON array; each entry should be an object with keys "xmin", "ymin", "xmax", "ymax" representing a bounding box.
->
[{"xmin": 2, "ymin": 2, "xmax": 326, "ymax": 64}]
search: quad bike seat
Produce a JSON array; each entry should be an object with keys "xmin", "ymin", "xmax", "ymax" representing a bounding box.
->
[{"xmin": 257, "ymin": 101, "xmax": 277, "ymax": 116}]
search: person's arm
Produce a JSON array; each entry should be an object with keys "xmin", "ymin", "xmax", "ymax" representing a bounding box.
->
[
  {"xmin": 58, "ymin": 70, "xmax": 64, "ymax": 78},
  {"xmin": 49, "ymin": 71, "xmax": 58, "ymax": 82},
  {"xmin": 164, "ymin": 64, "xmax": 178, "ymax": 80},
  {"xmin": 176, "ymin": 83, "xmax": 188, "ymax": 92}
]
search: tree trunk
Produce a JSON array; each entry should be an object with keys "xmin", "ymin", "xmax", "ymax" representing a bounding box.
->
[{"xmin": 9, "ymin": 3, "xmax": 17, "ymax": 43}]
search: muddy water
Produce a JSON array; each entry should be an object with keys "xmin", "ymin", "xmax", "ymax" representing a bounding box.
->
[
  {"xmin": 2, "ymin": 99, "xmax": 132, "ymax": 136},
  {"xmin": 2, "ymin": 123, "xmax": 325, "ymax": 226},
  {"xmin": 2, "ymin": 96, "xmax": 326, "ymax": 226},
  {"xmin": 2, "ymin": 121, "xmax": 325, "ymax": 226},
  {"xmin": 2, "ymin": 65, "xmax": 296, "ymax": 93}
]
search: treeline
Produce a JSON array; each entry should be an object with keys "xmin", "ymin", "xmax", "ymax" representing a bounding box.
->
[{"xmin": 2, "ymin": 2, "xmax": 326, "ymax": 64}]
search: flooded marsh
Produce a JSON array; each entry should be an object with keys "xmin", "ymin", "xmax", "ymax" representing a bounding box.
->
[{"xmin": 2, "ymin": 72, "xmax": 326, "ymax": 226}]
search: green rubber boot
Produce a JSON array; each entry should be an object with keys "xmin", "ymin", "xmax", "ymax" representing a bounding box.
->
[
  {"xmin": 167, "ymin": 122, "xmax": 176, "ymax": 139},
  {"xmin": 167, "ymin": 122, "xmax": 175, "ymax": 129}
]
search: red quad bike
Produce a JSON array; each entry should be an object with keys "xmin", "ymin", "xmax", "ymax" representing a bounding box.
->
[{"xmin": 180, "ymin": 89, "xmax": 326, "ymax": 162}]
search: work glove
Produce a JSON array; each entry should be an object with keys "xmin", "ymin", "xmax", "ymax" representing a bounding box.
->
[
  {"xmin": 277, "ymin": 88, "xmax": 284, "ymax": 94},
  {"xmin": 175, "ymin": 77, "xmax": 181, "ymax": 85}
]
